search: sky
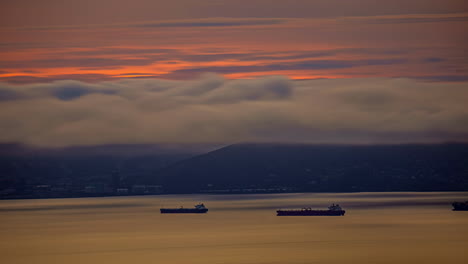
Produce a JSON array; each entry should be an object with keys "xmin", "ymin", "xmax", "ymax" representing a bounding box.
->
[{"xmin": 0, "ymin": 0, "xmax": 467, "ymax": 147}]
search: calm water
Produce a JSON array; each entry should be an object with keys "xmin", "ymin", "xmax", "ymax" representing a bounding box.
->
[{"xmin": 1, "ymin": 192, "xmax": 467, "ymax": 264}]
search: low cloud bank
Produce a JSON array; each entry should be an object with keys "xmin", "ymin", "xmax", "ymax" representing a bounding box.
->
[{"xmin": 0, "ymin": 74, "xmax": 467, "ymax": 147}]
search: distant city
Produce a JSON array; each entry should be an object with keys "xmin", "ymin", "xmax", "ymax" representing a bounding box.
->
[{"xmin": 1, "ymin": 143, "xmax": 468, "ymax": 199}]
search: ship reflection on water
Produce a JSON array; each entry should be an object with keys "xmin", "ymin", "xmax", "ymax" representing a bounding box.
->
[{"xmin": 1, "ymin": 192, "xmax": 467, "ymax": 264}]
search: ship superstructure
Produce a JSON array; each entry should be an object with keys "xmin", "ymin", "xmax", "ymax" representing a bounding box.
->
[
  {"xmin": 160, "ymin": 203, "xmax": 208, "ymax": 214},
  {"xmin": 452, "ymin": 201, "xmax": 468, "ymax": 211},
  {"xmin": 277, "ymin": 204, "xmax": 345, "ymax": 216}
]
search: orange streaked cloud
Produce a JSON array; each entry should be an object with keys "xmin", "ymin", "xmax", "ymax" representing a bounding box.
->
[
  {"xmin": 0, "ymin": 6, "xmax": 467, "ymax": 83},
  {"xmin": 0, "ymin": 14, "xmax": 468, "ymax": 82}
]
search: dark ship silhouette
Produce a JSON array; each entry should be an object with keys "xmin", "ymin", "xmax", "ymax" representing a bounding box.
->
[
  {"xmin": 277, "ymin": 204, "xmax": 345, "ymax": 216},
  {"xmin": 452, "ymin": 201, "xmax": 468, "ymax": 211},
  {"xmin": 160, "ymin": 203, "xmax": 208, "ymax": 214}
]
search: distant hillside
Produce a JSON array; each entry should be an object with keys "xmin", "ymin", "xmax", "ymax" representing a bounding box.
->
[
  {"xmin": 155, "ymin": 143, "xmax": 468, "ymax": 193},
  {"xmin": 0, "ymin": 143, "xmax": 219, "ymax": 198},
  {"xmin": 2, "ymin": 143, "xmax": 468, "ymax": 198}
]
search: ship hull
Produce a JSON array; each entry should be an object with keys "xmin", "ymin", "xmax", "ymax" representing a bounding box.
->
[
  {"xmin": 452, "ymin": 202, "xmax": 468, "ymax": 211},
  {"xmin": 160, "ymin": 208, "xmax": 208, "ymax": 214},
  {"xmin": 277, "ymin": 210, "xmax": 345, "ymax": 216}
]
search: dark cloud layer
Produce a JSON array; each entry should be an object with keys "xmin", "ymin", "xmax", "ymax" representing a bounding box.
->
[
  {"xmin": 415, "ymin": 75, "xmax": 468, "ymax": 82},
  {"xmin": 16, "ymin": 18, "xmax": 287, "ymax": 31},
  {"xmin": 354, "ymin": 13, "xmax": 468, "ymax": 24},
  {"xmin": 0, "ymin": 58, "xmax": 154, "ymax": 69},
  {"xmin": 162, "ymin": 59, "xmax": 407, "ymax": 79},
  {"xmin": 0, "ymin": 88, "xmax": 22, "ymax": 101},
  {"xmin": 132, "ymin": 19, "xmax": 285, "ymax": 28},
  {"xmin": 0, "ymin": 74, "xmax": 115, "ymax": 84}
]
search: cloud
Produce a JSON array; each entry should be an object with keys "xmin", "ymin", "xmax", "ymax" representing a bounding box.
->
[
  {"xmin": 201, "ymin": 76, "xmax": 292, "ymax": 103},
  {"xmin": 0, "ymin": 58, "xmax": 153, "ymax": 69},
  {"xmin": 0, "ymin": 74, "xmax": 115, "ymax": 84},
  {"xmin": 352, "ymin": 13, "xmax": 468, "ymax": 24},
  {"xmin": 0, "ymin": 48, "xmax": 406, "ymax": 75},
  {"xmin": 14, "ymin": 12, "xmax": 467, "ymax": 33},
  {"xmin": 18, "ymin": 18, "xmax": 287, "ymax": 31},
  {"xmin": 0, "ymin": 88, "xmax": 22, "ymax": 101},
  {"xmin": 132, "ymin": 18, "xmax": 285, "ymax": 28},
  {"xmin": 52, "ymin": 85, "xmax": 93, "ymax": 101},
  {"xmin": 51, "ymin": 82, "xmax": 118, "ymax": 101},
  {"xmin": 0, "ymin": 80, "xmax": 116, "ymax": 101},
  {"xmin": 161, "ymin": 59, "xmax": 406, "ymax": 79},
  {"xmin": 423, "ymin": 57, "xmax": 444, "ymax": 63},
  {"xmin": 68, "ymin": 48, "xmax": 176, "ymax": 57},
  {"xmin": 0, "ymin": 75, "xmax": 467, "ymax": 147},
  {"xmin": 414, "ymin": 75, "xmax": 468, "ymax": 82}
]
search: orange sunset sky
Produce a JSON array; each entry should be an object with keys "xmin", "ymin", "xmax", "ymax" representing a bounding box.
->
[
  {"xmin": 1, "ymin": 0, "xmax": 467, "ymax": 83},
  {"xmin": 0, "ymin": 0, "xmax": 467, "ymax": 146}
]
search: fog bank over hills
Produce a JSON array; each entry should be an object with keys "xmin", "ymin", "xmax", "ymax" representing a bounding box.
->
[
  {"xmin": 0, "ymin": 143, "xmax": 222, "ymax": 157},
  {"xmin": 2, "ymin": 77, "xmax": 468, "ymax": 147}
]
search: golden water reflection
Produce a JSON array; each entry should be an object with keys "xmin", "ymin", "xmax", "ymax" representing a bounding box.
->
[{"xmin": 1, "ymin": 192, "xmax": 467, "ymax": 263}]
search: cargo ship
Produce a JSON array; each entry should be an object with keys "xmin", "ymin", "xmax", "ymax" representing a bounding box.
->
[
  {"xmin": 452, "ymin": 201, "xmax": 468, "ymax": 211},
  {"xmin": 160, "ymin": 203, "xmax": 208, "ymax": 214},
  {"xmin": 277, "ymin": 204, "xmax": 345, "ymax": 216}
]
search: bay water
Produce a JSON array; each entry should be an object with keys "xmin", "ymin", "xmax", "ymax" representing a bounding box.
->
[{"xmin": 1, "ymin": 192, "xmax": 467, "ymax": 263}]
